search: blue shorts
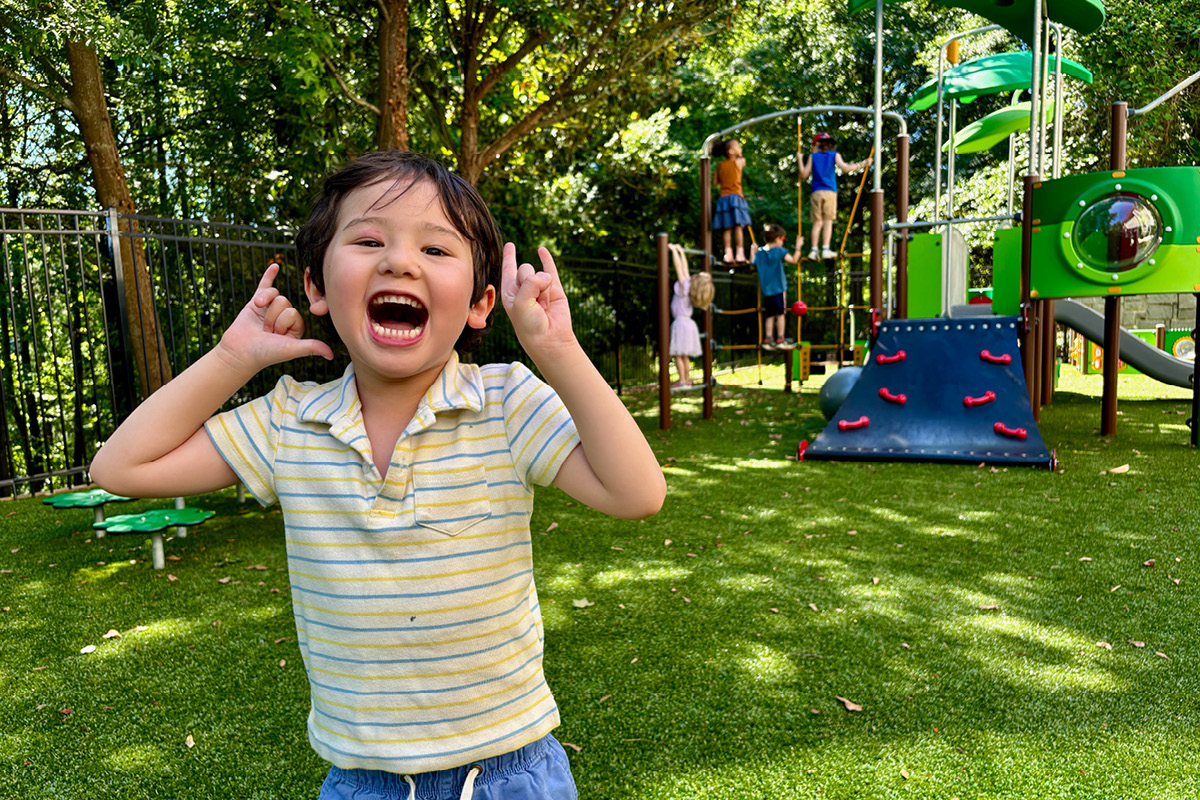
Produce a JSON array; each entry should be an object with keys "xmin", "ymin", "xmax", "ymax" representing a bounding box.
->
[{"xmin": 317, "ymin": 734, "xmax": 578, "ymax": 800}]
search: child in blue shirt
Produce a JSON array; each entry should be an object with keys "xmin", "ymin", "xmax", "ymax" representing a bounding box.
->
[
  {"xmin": 799, "ymin": 132, "xmax": 870, "ymax": 261},
  {"xmin": 90, "ymin": 151, "xmax": 666, "ymax": 800},
  {"xmin": 753, "ymin": 224, "xmax": 803, "ymax": 350}
]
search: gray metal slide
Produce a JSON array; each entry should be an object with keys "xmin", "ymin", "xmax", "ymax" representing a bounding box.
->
[{"xmin": 1054, "ymin": 298, "xmax": 1195, "ymax": 388}]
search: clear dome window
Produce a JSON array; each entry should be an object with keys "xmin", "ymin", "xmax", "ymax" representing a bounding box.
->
[{"xmin": 1072, "ymin": 193, "xmax": 1163, "ymax": 273}]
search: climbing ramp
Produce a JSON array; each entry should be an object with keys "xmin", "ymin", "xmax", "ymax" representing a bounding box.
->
[{"xmin": 802, "ymin": 316, "xmax": 1054, "ymax": 468}]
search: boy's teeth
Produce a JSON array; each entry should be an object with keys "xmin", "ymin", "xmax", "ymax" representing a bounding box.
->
[
  {"xmin": 371, "ymin": 320, "xmax": 424, "ymax": 340},
  {"xmin": 370, "ymin": 294, "xmax": 424, "ymax": 308}
]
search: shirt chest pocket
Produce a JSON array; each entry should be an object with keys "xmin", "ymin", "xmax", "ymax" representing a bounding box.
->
[{"xmin": 412, "ymin": 463, "xmax": 491, "ymax": 536}]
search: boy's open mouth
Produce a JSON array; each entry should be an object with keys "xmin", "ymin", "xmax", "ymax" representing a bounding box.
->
[{"xmin": 368, "ymin": 293, "xmax": 428, "ymax": 340}]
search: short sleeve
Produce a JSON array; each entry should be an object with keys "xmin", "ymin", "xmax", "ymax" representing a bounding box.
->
[
  {"xmin": 501, "ymin": 363, "xmax": 581, "ymax": 489},
  {"xmin": 203, "ymin": 376, "xmax": 295, "ymax": 506}
]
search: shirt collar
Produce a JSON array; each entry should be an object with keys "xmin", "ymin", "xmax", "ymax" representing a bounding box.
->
[{"xmin": 296, "ymin": 352, "xmax": 485, "ymax": 428}]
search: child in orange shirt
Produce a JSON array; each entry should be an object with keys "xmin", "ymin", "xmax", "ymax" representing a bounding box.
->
[{"xmin": 712, "ymin": 138, "xmax": 752, "ymax": 263}]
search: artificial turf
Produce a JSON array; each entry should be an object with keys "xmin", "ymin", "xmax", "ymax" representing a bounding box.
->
[{"xmin": 1, "ymin": 363, "xmax": 1197, "ymax": 798}]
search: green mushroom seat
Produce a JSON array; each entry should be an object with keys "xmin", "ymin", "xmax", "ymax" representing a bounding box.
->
[
  {"xmin": 43, "ymin": 489, "xmax": 134, "ymax": 524},
  {"xmin": 94, "ymin": 508, "xmax": 215, "ymax": 569}
]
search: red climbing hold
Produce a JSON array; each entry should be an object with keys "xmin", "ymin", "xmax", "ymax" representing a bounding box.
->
[
  {"xmin": 797, "ymin": 439, "xmax": 809, "ymax": 461},
  {"xmin": 878, "ymin": 388, "xmax": 907, "ymax": 405},
  {"xmin": 963, "ymin": 390, "xmax": 997, "ymax": 407},
  {"xmin": 980, "ymin": 350, "xmax": 1012, "ymax": 365},
  {"xmin": 838, "ymin": 416, "xmax": 870, "ymax": 431},
  {"xmin": 994, "ymin": 422, "xmax": 1027, "ymax": 439},
  {"xmin": 876, "ymin": 350, "xmax": 906, "ymax": 365}
]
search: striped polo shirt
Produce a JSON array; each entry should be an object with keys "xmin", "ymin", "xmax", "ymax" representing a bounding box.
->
[{"xmin": 204, "ymin": 353, "xmax": 580, "ymax": 774}]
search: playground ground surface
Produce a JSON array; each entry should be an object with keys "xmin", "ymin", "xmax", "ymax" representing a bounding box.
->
[{"xmin": 1, "ymin": 363, "xmax": 1197, "ymax": 799}]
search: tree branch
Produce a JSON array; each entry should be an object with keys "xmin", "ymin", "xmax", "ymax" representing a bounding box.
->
[
  {"xmin": 320, "ymin": 53, "xmax": 381, "ymax": 115},
  {"xmin": 0, "ymin": 64, "xmax": 79, "ymax": 115},
  {"xmin": 474, "ymin": 27, "xmax": 550, "ymax": 99}
]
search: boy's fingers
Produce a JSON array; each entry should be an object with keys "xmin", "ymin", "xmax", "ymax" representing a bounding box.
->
[
  {"xmin": 254, "ymin": 287, "xmax": 280, "ymax": 308},
  {"xmin": 536, "ymin": 247, "xmax": 559, "ymax": 284},
  {"xmin": 274, "ymin": 306, "xmax": 303, "ymax": 336},
  {"xmin": 258, "ymin": 263, "xmax": 280, "ymax": 290},
  {"xmin": 500, "ymin": 243, "xmax": 519, "ymax": 302},
  {"xmin": 263, "ymin": 295, "xmax": 292, "ymax": 330}
]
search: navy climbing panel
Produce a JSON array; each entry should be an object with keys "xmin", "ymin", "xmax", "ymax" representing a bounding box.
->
[{"xmin": 803, "ymin": 316, "xmax": 1054, "ymax": 468}]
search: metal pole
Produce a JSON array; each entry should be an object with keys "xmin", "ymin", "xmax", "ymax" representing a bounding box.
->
[
  {"xmin": 896, "ymin": 133, "xmax": 909, "ymax": 318},
  {"xmin": 657, "ymin": 233, "xmax": 671, "ymax": 430},
  {"xmin": 1052, "ymin": 24, "xmax": 1064, "ymax": 179},
  {"xmin": 934, "ymin": 50, "xmax": 944, "ymax": 218},
  {"xmin": 868, "ymin": 0, "xmax": 885, "ymax": 322},
  {"xmin": 1102, "ymin": 102, "xmax": 1128, "ymax": 436},
  {"xmin": 1020, "ymin": 174, "xmax": 1039, "ymax": 410},
  {"xmin": 699, "ymin": 157, "xmax": 714, "ymax": 420},
  {"xmin": 1028, "ymin": 0, "xmax": 1043, "ymax": 177}
]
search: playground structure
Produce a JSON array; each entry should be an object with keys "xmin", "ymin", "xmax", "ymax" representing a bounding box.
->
[
  {"xmin": 662, "ymin": 0, "xmax": 1199, "ymax": 459},
  {"xmin": 656, "ymin": 105, "xmax": 910, "ymax": 427}
]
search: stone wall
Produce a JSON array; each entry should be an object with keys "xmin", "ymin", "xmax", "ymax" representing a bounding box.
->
[{"xmin": 1075, "ymin": 292, "xmax": 1197, "ymax": 332}]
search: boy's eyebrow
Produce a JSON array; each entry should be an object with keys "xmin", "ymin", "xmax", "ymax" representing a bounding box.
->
[{"xmin": 342, "ymin": 216, "xmax": 466, "ymax": 243}]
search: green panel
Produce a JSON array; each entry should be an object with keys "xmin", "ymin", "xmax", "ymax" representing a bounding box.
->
[
  {"xmin": 849, "ymin": 0, "xmax": 1105, "ymax": 43},
  {"xmin": 992, "ymin": 227, "xmax": 1023, "ymax": 314},
  {"xmin": 907, "ymin": 232, "xmax": 944, "ymax": 318},
  {"xmin": 909, "ymin": 52, "xmax": 1092, "ymax": 112},
  {"xmin": 1029, "ymin": 167, "xmax": 1200, "ymax": 299},
  {"xmin": 947, "ymin": 101, "xmax": 1053, "ymax": 153}
]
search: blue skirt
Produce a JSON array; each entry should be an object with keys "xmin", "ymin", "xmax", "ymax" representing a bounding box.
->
[{"xmin": 713, "ymin": 194, "xmax": 751, "ymax": 230}]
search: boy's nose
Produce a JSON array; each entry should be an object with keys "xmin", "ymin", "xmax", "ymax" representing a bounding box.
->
[{"xmin": 377, "ymin": 246, "xmax": 422, "ymax": 278}]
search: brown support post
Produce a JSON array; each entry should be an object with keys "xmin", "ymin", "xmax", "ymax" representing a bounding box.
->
[
  {"xmin": 1154, "ymin": 324, "xmax": 1166, "ymax": 351},
  {"xmin": 869, "ymin": 190, "xmax": 884, "ymax": 319},
  {"xmin": 895, "ymin": 135, "xmax": 910, "ymax": 318},
  {"xmin": 657, "ymin": 233, "xmax": 671, "ymax": 430},
  {"xmin": 1102, "ymin": 102, "xmax": 1128, "ymax": 436},
  {"xmin": 1041, "ymin": 298, "xmax": 1055, "ymax": 406},
  {"xmin": 700, "ymin": 156, "xmax": 714, "ymax": 419},
  {"xmin": 1020, "ymin": 174, "xmax": 1039, "ymax": 409}
]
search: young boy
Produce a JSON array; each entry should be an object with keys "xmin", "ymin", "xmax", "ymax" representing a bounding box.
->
[
  {"xmin": 89, "ymin": 151, "xmax": 666, "ymax": 799},
  {"xmin": 799, "ymin": 132, "xmax": 870, "ymax": 261},
  {"xmin": 753, "ymin": 224, "xmax": 803, "ymax": 350}
]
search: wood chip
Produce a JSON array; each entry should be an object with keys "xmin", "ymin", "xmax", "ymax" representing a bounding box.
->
[
  {"xmin": 185, "ymin": 734, "xmax": 195, "ymax": 749},
  {"xmin": 835, "ymin": 696, "xmax": 863, "ymax": 712},
  {"xmin": 1096, "ymin": 641, "xmax": 1112, "ymax": 650},
  {"xmin": 560, "ymin": 741, "xmax": 582, "ymax": 752},
  {"xmin": 102, "ymin": 629, "xmax": 121, "ymax": 639}
]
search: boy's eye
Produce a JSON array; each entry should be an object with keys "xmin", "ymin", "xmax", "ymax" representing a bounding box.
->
[
  {"xmin": 424, "ymin": 246, "xmax": 448, "ymax": 257},
  {"xmin": 355, "ymin": 239, "xmax": 382, "ymax": 247}
]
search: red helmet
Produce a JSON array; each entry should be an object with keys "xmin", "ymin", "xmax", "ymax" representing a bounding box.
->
[{"xmin": 813, "ymin": 132, "xmax": 834, "ymax": 144}]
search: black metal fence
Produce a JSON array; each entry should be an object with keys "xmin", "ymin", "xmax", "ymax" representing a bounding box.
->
[{"xmin": 0, "ymin": 209, "xmax": 682, "ymax": 495}]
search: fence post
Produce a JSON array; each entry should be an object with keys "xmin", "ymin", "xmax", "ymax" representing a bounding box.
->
[{"xmin": 105, "ymin": 207, "xmax": 139, "ymax": 419}]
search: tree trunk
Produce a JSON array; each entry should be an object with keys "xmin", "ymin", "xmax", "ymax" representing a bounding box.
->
[
  {"xmin": 64, "ymin": 39, "xmax": 172, "ymax": 398},
  {"xmin": 376, "ymin": 0, "xmax": 409, "ymax": 150}
]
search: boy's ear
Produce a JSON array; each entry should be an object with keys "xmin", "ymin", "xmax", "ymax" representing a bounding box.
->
[
  {"xmin": 466, "ymin": 285, "xmax": 496, "ymax": 330},
  {"xmin": 304, "ymin": 268, "xmax": 329, "ymax": 316}
]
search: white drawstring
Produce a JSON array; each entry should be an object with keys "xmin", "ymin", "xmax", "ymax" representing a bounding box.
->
[
  {"xmin": 401, "ymin": 763, "xmax": 481, "ymax": 800},
  {"xmin": 459, "ymin": 765, "xmax": 482, "ymax": 800}
]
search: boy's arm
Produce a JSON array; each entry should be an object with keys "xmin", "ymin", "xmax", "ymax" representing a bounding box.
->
[
  {"xmin": 783, "ymin": 234, "xmax": 804, "ymax": 264},
  {"xmin": 89, "ymin": 265, "xmax": 333, "ymax": 498},
  {"xmin": 798, "ymin": 153, "xmax": 811, "ymax": 179},
  {"xmin": 735, "ymin": 156, "xmax": 746, "ymax": 169},
  {"xmin": 501, "ymin": 244, "xmax": 665, "ymax": 520}
]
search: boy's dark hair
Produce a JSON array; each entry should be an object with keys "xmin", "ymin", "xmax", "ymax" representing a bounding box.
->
[
  {"xmin": 710, "ymin": 139, "xmax": 731, "ymax": 159},
  {"xmin": 296, "ymin": 151, "xmax": 502, "ymax": 353},
  {"xmin": 816, "ymin": 138, "xmax": 836, "ymax": 152},
  {"xmin": 763, "ymin": 223, "xmax": 786, "ymax": 242}
]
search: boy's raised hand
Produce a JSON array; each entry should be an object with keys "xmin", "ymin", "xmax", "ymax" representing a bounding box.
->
[
  {"xmin": 217, "ymin": 263, "xmax": 333, "ymax": 372},
  {"xmin": 501, "ymin": 243, "xmax": 575, "ymax": 354}
]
